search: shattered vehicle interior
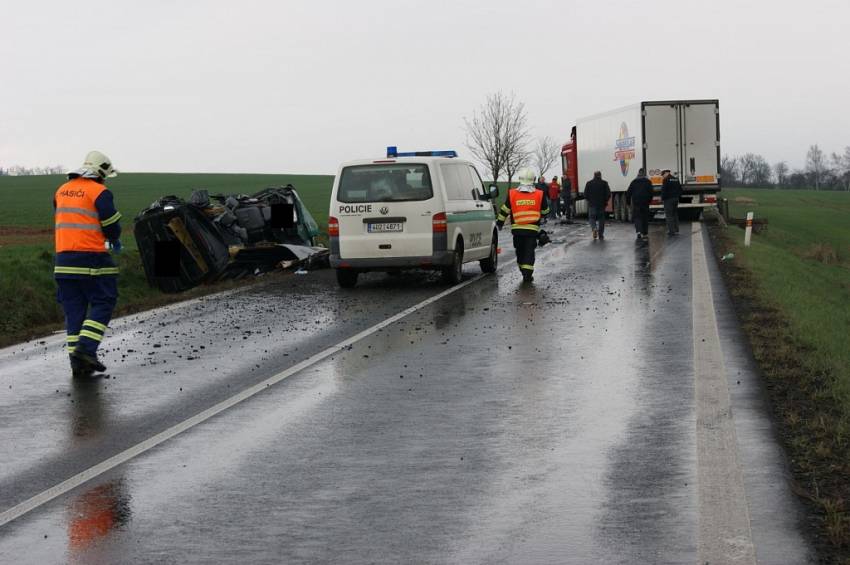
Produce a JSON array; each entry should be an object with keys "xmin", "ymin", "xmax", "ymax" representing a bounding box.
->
[{"xmin": 134, "ymin": 185, "xmax": 327, "ymax": 293}]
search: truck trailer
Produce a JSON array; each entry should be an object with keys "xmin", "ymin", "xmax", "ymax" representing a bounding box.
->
[{"xmin": 561, "ymin": 100, "xmax": 721, "ymax": 221}]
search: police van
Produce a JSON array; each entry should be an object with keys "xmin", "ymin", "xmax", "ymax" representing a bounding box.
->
[{"xmin": 328, "ymin": 147, "xmax": 500, "ymax": 288}]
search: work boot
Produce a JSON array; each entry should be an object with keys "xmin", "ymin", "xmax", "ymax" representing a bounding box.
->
[
  {"xmin": 522, "ymin": 271, "xmax": 534, "ymax": 283},
  {"xmin": 70, "ymin": 350, "xmax": 106, "ymax": 373},
  {"xmin": 70, "ymin": 355, "xmax": 94, "ymax": 378}
]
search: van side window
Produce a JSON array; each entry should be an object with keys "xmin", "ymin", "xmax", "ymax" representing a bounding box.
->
[
  {"xmin": 468, "ymin": 166, "xmax": 485, "ymax": 198},
  {"xmin": 440, "ymin": 164, "xmax": 467, "ymax": 201}
]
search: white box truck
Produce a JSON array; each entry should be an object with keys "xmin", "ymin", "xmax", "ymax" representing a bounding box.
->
[{"xmin": 561, "ymin": 100, "xmax": 721, "ymax": 221}]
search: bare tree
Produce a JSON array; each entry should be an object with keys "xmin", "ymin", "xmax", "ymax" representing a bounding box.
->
[
  {"xmin": 750, "ymin": 155, "xmax": 772, "ymax": 186},
  {"xmin": 463, "ymin": 92, "xmax": 528, "ymax": 183},
  {"xmin": 533, "ymin": 136, "xmax": 561, "ymax": 179},
  {"xmin": 831, "ymin": 147, "xmax": 850, "ymax": 191},
  {"xmin": 721, "ymin": 154, "xmax": 739, "ymax": 186},
  {"xmin": 773, "ymin": 161, "xmax": 789, "ymax": 188},
  {"xmin": 806, "ymin": 144, "xmax": 827, "ymax": 190},
  {"xmin": 739, "ymin": 153, "xmax": 758, "ymax": 186},
  {"xmin": 502, "ymin": 100, "xmax": 531, "ymax": 187},
  {"xmin": 504, "ymin": 142, "xmax": 530, "ymax": 188}
]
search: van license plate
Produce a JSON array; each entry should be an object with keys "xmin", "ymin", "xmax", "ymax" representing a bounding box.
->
[{"xmin": 368, "ymin": 223, "xmax": 403, "ymax": 233}]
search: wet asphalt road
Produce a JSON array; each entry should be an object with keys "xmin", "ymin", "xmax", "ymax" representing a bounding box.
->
[{"xmin": 0, "ymin": 220, "xmax": 815, "ymax": 564}]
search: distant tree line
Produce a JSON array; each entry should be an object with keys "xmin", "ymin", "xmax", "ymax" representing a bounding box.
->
[
  {"xmin": 0, "ymin": 164, "xmax": 65, "ymax": 176},
  {"xmin": 722, "ymin": 144, "xmax": 850, "ymax": 190}
]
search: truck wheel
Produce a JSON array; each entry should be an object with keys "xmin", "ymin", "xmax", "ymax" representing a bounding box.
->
[
  {"xmin": 480, "ymin": 235, "xmax": 498, "ymax": 274},
  {"xmin": 336, "ymin": 269, "xmax": 358, "ymax": 288},
  {"xmin": 442, "ymin": 242, "xmax": 464, "ymax": 285}
]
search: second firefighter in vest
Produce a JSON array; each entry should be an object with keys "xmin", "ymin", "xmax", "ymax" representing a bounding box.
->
[
  {"xmin": 496, "ymin": 168, "xmax": 550, "ymax": 283},
  {"xmin": 54, "ymin": 151, "xmax": 122, "ymax": 378}
]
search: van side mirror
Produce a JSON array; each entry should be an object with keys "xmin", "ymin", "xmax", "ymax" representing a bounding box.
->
[{"xmin": 488, "ymin": 184, "xmax": 499, "ymax": 200}]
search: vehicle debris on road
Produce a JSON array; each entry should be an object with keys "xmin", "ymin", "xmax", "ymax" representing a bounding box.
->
[{"xmin": 134, "ymin": 185, "xmax": 327, "ymax": 293}]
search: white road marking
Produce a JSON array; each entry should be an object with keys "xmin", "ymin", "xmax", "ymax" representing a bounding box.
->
[
  {"xmin": 691, "ymin": 222, "xmax": 757, "ymax": 564},
  {"xmin": 0, "ymin": 225, "xmax": 556, "ymax": 528},
  {"xmin": 0, "ymin": 270, "xmax": 492, "ymax": 528}
]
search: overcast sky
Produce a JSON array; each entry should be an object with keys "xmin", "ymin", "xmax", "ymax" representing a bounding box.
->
[{"xmin": 2, "ymin": 0, "xmax": 848, "ymax": 176}]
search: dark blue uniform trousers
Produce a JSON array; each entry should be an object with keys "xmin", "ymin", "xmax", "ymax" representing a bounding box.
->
[{"xmin": 56, "ymin": 276, "xmax": 118, "ymax": 357}]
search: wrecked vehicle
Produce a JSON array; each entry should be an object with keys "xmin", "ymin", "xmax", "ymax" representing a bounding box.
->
[{"xmin": 134, "ymin": 185, "xmax": 326, "ymax": 293}]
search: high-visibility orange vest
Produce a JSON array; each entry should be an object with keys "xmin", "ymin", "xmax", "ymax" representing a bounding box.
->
[
  {"xmin": 509, "ymin": 188, "xmax": 544, "ymax": 231},
  {"xmin": 54, "ymin": 178, "xmax": 108, "ymax": 253}
]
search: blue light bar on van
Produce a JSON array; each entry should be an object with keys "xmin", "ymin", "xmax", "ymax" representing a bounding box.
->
[{"xmin": 386, "ymin": 146, "xmax": 457, "ymax": 158}]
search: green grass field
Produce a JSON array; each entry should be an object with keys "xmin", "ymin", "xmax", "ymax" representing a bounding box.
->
[
  {"xmin": 0, "ymin": 173, "xmax": 335, "ymax": 346},
  {"xmin": 722, "ymin": 188, "xmax": 850, "ymax": 404},
  {"xmin": 1, "ymin": 172, "xmax": 334, "ymax": 232}
]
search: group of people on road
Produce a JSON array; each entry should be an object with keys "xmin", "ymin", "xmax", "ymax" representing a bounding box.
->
[
  {"xmin": 497, "ymin": 166, "xmax": 686, "ymax": 285},
  {"xmin": 624, "ymin": 168, "xmax": 682, "ymax": 239},
  {"xmin": 531, "ymin": 176, "xmax": 574, "ymax": 223},
  {"xmin": 53, "ymin": 150, "xmax": 684, "ymax": 378},
  {"xmin": 583, "ymin": 169, "xmax": 683, "ymax": 241}
]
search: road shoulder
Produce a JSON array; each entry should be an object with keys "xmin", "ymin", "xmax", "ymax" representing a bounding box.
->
[{"xmin": 706, "ymin": 219, "xmax": 840, "ymax": 562}]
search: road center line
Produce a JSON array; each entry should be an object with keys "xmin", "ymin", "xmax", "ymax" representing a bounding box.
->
[
  {"xmin": 2, "ymin": 222, "xmax": 561, "ymax": 528},
  {"xmin": 0, "ymin": 270, "xmax": 491, "ymax": 528},
  {"xmin": 691, "ymin": 222, "xmax": 756, "ymax": 564}
]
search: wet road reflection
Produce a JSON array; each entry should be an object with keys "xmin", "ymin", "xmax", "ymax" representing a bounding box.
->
[
  {"xmin": 68, "ymin": 378, "xmax": 109, "ymax": 443},
  {"xmin": 0, "ymin": 220, "xmax": 814, "ymax": 564},
  {"xmin": 67, "ymin": 480, "xmax": 130, "ymax": 560},
  {"xmin": 67, "ymin": 377, "xmax": 132, "ymax": 562}
]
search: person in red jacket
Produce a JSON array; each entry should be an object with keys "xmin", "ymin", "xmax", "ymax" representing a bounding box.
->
[
  {"xmin": 547, "ymin": 176, "xmax": 561, "ymax": 219},
  {"xmin": 54, "ymin": 151, "xmax": 122, "ymax": 378}
]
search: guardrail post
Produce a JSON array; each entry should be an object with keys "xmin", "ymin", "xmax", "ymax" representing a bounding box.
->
[{"xmin": 744, "ymin": 211, "xmax": 753, "ymax": 247}]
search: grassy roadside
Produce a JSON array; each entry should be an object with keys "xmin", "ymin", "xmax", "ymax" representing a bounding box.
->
[
  {"xmin": 0, "ymin": 173, "xmax": 334, "ymax": 348},
  {"xmin": 707, "ymin": 188, "xmax": 850, "ymax": 560}
]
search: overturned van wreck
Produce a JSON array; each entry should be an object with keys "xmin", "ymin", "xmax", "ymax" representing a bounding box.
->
[{"xmin": 134, "ymin": 185, "xmax": 327, "ymax": 293}]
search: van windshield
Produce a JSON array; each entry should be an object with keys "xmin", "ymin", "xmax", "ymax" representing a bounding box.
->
[{"xmin": 338, "ymin": 164, "xmax": 433, "ymax": 203}]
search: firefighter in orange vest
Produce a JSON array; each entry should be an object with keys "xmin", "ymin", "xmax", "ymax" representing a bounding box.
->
[
  {"xmin": 54, "ymin": 151, "xmax": 122, "ymax": 377},
  {"xmin": 496, "ymin": 168, "xmax": 549, "ymax": 283}
]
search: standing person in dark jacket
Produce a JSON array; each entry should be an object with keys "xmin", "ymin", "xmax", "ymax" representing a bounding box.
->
[
  {"xmin": 626, "ymin": 168, "xmax": 654, "ymax": 240},
  {"xmin": 534, "ymin": 176, "xmax": 549, "ymax": 224},
  {"xmin": 584, "ymin": 171, "xmax": 611, "ymax": 240},
  {"xmin": 54, "ymin": 151, "xmax": 122, "ymax": 378},
  {"xmin": 661, "ymin": 170, "xmax": 683, "ymax": 235},
  {"xmin": 561, "ymin": 176, "xmax": 573, "ymax": 223}
]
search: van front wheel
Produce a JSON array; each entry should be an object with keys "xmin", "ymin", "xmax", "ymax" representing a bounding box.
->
[{"xmin": 336, "ymin": 269, "xmax": 358, "ymax": 288}]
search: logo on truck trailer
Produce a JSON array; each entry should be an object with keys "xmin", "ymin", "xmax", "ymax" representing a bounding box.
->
[{"xmin": 614, "ymin": 122, "xmax": 636, "ymax": 176}]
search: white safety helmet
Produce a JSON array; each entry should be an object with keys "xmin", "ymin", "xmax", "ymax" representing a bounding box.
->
[
  {"xmin": 82, "ymin": 150, "xmax": 118, "ymax": 179},
  {"xmin": 518, "ymin": 168, "xmax": 536, "ymax": 186}
]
